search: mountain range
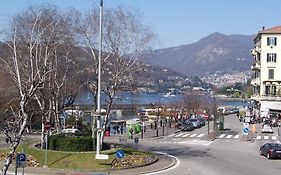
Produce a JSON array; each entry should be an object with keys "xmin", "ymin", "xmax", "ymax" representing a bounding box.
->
[{"xmin": 144, "ymin": 32, "xmax": 255, "ymax": 77}]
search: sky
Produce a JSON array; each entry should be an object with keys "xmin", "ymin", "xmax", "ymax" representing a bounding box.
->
[{"xmin": 1, "ymin": 0, "xmax": 281, "ymax": 49}]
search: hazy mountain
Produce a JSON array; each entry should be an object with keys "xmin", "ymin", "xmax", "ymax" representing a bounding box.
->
[{"xmin": 144, "ymin": 32, "xmax": 254, "ymax": 77}]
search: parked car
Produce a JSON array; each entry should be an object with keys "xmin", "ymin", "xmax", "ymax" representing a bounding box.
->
[
  {"xmin": 62, "ymin": 128, "xmax": 81, "ymax": 134},
  {"xmin": 260, "ymin": 143, "xmax": 281, "ymax": 159},
  {"xmin": 196, "ymin": 116, "xmax": 206, "ymax": 126},
  {"xmin": 181, "ymin": 121, "xmax": 194, "ymax": 131},
  {"xmin": 188, "ymin": 118, "xmax": 201, "ymax": 128},
  {"xmin": 261, "ymin": 123, "xmax": 273, "ymax": 133}
]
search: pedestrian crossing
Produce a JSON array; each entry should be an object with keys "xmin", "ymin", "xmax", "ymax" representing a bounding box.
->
[
  {"xmin": 167, "ymin": 132, "xmax": 280, "ymax": 141},
  {"xmin": 255, "ymin": 135, "xmax": 279, "ymax": 141},
  {"xmin": 168, "ymin": 133, "xmax": 206, "ymax": 139}
]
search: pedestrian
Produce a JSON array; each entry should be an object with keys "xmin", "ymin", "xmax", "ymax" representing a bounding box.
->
[
  {"xmin": 154, "ymin": 120, "xmax": 157, "ymax": 129},
  {"xmin": 120, "ymin": 125, "xmax": 124, "ymax": 135},
  {"xmin": 129, "ymin": 127, "xmax": 133, "ymax": 139},
  {"xmin": 150, "ymin": 122, "xmax": 153, "ymax": 129}
]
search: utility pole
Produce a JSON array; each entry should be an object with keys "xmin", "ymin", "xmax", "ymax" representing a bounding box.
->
[{"xmin": 96, "ymin": 0, "xmax": 103, "ymax": 155}]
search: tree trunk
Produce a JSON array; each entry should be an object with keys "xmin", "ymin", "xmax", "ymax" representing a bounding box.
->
[{"xmin": 1, "ymin": 101, "xmax": 28, "ymax": 174}]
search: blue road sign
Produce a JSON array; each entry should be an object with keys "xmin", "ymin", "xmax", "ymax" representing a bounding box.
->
[
  {"xmin": 243, "ymin": 127, "xmax": 249, "ymax": 135},
  {"xmin": 16, "ymin": 153, "xmax": 26, "ymax": 167},
  {"xmin": 116, "ymin": 150, "xmax": 125, "ymax": 159}
]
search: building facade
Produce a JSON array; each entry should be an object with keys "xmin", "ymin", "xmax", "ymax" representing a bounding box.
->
[{"xmin": 251, "ymin": 26, "xmax": 281, "ymax": 117}]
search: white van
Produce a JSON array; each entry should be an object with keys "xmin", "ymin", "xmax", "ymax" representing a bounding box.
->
[{"xmin": 62, "ymin": 128, "xmax": 81, "ymax": 134}]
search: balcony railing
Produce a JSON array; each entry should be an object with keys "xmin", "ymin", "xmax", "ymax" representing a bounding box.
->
[
  {"xmin": 251, "ymin": 46, "xmax": 261, "ymax": 55},
  {"xmin": 251, "ymin": 78, "xmax": 261, "ymax": 85},
  {"xmin": 251, "ymin": 94, "xmax": 261, "ymax": 101},
  {"xmin": 260, "ymin": 95, "xmax": 281, "ymax": 101}
]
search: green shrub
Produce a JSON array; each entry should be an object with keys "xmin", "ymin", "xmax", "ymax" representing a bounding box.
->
[{"xmin": 48, "ymin": 135, "xmax": 94, "ymax": 152}]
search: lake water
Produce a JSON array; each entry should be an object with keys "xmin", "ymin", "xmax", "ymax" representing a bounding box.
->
[{"xmin": 74, "ymin": 91, "xmax": 248, "ymax": 107}]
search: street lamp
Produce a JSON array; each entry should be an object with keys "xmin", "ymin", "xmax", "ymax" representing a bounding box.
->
[{"xmin": 96, "ymin": 0, "xmax": 103, "ymax": 155}]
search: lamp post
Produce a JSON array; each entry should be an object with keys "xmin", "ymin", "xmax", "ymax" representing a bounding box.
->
[{"xmin": 96, "ymin": 0, "xmax": 103, "ymax": 155}]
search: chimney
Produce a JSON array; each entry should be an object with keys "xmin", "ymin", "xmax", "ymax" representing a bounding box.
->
[{"xmin": 262, "ymin": 26, "xmax": 265, "ymax": 30}]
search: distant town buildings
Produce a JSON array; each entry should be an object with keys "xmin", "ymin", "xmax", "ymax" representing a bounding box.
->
[
  {"xmin": 201, "ymin": 71, "xmax": 251, "ymax": 88},
  {"xmin": 251, "ymin": 25, "xmax": 281, "ymax": 117}
]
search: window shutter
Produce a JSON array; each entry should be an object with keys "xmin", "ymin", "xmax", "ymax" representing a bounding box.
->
[
  {"xmin": 274, "ymin": 37, "xmax": 277, "ymax": 45},
  {"xmin": 267, "ymin": 37, "xmax": 270, "ymax": 45},
  {"xmin": 267, "ymin": 53, "xmax": 269, "ymax": 62}
]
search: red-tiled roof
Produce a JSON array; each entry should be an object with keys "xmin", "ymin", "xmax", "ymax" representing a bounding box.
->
[{"xmin": 259, "ymin": 25, "xmax": 281, "ymax": 34}]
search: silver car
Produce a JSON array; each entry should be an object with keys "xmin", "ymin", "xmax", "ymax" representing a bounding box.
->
[
  {"xmin": 261, "ymin": 123, "xmax": 273, "ymax": 133},
  {"xmin": 188, "ymin": 118, "xmax": 201, "ymax": 128}
]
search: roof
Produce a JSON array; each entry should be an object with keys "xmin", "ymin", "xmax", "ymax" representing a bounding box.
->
[
  {"xmin": 259, "ymin": 25, "xmax": 281, "ymax": 34},
  {"xmin": 254, "ymin": 25, "xmax": 281, "ymax": 41}
]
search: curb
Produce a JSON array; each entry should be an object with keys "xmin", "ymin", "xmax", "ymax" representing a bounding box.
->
[{"xmin": 136, "ymin": 152, "xmax": 178, "ymax": 175}]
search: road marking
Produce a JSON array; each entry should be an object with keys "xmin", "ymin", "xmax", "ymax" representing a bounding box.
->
[
  {"xmin": 226, "ymin": 135, "xmax": 232, "ymax": 139},
  {"xmin": 197, "ymin": 134, "xmax": 205, "ymax": 138},
  {"xmin": 264, "ymin": 136, "xmax": 269, "ymax": 140},
  {"xmin": 178, "ymin": 140, "xmax": 213, "ymax": 146},
  {"xmin": 145, "ymin": 152, "xmax": 180, "ymax": 175},
  {"xmin": 189, "ymin": 134, "xmax": 197, "ymax": 138},
  {"xmin": 218, "ymin": 134, "xmax": 225, "ymax": 139},
  {"xmin": 175, "ymin": 133, "xmax": 184, "ymax": 137},
  {"xmin": 168, "ymin": 134, "xmax": 176, "ymax": 137},
  {"xmin": 272, "ymin": 136, "xmax": 277, "ymax": 140},
  {"xmin": 234, "ymin": 135, "xmax": 240, "ymax": 139},
  {"xmin": 182, "ymin": 133, "xmax": 191, "ymax": 137},
  {"xmin": 256, "ymin": 136, "xmax": 261, "ymax": 140},
  {"xmin": 172, "ymin": 138, "xmax": 181, "ymax": 141}
]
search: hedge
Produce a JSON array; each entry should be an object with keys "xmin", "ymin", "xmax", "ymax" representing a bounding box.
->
[{"xmin": 48, "ymin": 135, "xmax": 94, "ymax": 152}]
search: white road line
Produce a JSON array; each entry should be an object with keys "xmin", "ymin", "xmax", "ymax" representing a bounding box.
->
[
  {"xmin": 234, "ymin": 135, "xmax": 240, "ymax": 139},
  {"xmin": 256, "ymin": 136, "xmax": 262, "ymax": 140},
  {"xmin": 218, "ymin": 134, "xmax": 225, "ymax": 139},
  {"xmin": 175, "ymin": 133, "xmax": 185, "ymax": 137},
  {"xmin": 172, "ymin": 138, "xmax": 181, "ymax": 141},
  {"xmin": 197, "ymin": 134, "xmax": 205, "ymax": 138},
  {"xmin": 145, "ymin": 152, "xmax": 180, "ymax": 175},
  {"xmin": 182, "ymin": 133, "xmax": 191, "ymax": 137},
  {"xmin": 226, "ymin": 135, "xmax": 232, "ymax": 139},
  {"xmin": 168, "ymin": 134, "xmax": 176, "ymax": 137},
  {"xmin": 189, "ymin": 134, "xmax": 197, "ymax": 138},
  {"xmin": 272, "ymin": 136, "xmax": 277, "ymax": 140},
  {"xmin": 178, "ymin": 140, "xmax": 213, "ymax": 146},
  {"xmin": 264, "ymin": 136, "xmax": 269, "ymax": 140}
]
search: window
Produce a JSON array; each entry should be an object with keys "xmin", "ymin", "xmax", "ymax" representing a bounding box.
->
[
  {"xmin": 268, "ymin": 69, "xmax": 274, "ymax": 79},
  {"xmin": 265, "ymin": 85, "xmax": 270, "ymax": 95},
  {"xmin": 267, "ymin": 37, "xmax": 277, "ymax": 46},
  {"xmin": 267, "ymin": 53, "xmax": 277, "ymax": 62},
  {"xmin": 272, "ymin": 85, "xmax": 277, "ymax": 95}
]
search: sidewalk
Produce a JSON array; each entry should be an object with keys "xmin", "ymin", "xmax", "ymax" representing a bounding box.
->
[{"xmin": 2, "ymin": 126, "xmax": 179, "ymax": 175}]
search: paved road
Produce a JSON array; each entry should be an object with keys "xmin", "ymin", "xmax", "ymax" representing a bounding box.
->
[
  {"xmin": 136, "ymin": 114, "xmax": 281, "ymax": 175},
  {"xmin": 2, "ymin": 114, "xmax": 281, "ymax": 175}
]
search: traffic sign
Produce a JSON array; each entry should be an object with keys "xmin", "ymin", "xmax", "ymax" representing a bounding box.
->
[
  {"xmin": 44, "ymin": 122, "xmax": 51, "ymax": 130},
  {"xmin": 95, "ymin": 154, "xmax": 109, "ymax": 160},
  {"xmin": 16, "ymin": 153, "xmax": 26, "ymax": 167},
  {"xmin": 116, "ymin": 150, "xmax": 125, "ymax": 159},
  {"xmin": 243, "ymin": 127, "xmax": 249, "ymax": 136}
]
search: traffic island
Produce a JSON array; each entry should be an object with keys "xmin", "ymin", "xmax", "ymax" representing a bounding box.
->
[{"xmin": 112, "ymin": 154, "xmax": 158, "ymax": 169}]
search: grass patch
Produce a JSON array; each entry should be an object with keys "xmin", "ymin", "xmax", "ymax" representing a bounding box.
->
[{"xmin": 0, "ymin": 144, "xmax": 153, "ymax": 170}]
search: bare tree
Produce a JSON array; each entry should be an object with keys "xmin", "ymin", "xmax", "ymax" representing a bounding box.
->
[
  {"xmin": 0, "ymin": 5, "xmax": 78, "ymax": 173},
  {"xmin": 73, "ymin": 6, "xmax": 156, "ymax": 148}
]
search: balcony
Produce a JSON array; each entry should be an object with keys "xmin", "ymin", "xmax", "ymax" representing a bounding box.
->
[
  {"xmin": 251, "ymin": 46, "xmax": 261, "ymax": 55},
  {"xmin": 251, "ymin": 94, "xmax": 260, "ymax": 101},
  {"xmin": 251, "ymin": 78, "xmax": 261, "ymax": 85},
  {"xmin": 260, "ymin": 95, "xmax": 281, "ymax": 101}
]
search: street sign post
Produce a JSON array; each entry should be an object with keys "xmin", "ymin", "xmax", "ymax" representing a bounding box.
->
[
  {"xmin": 16, "ymin": 153, "xmax": 26, "ymax": 167},
  {"xmin": 15, "ymin": 152, "xmax": 26, "ymax": 175},
  {"xmin": 243, "ymin": 123, "xmax": 249, "ymax": 136},
  {"xmin": 95, "ymin": 154, "xmax": 109, "ymax": 160},
  {"xmin": 116, "ymin": 150, "xmax": 125, "ymax": 159}
]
